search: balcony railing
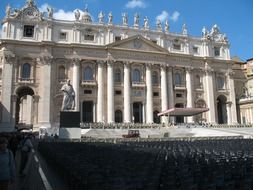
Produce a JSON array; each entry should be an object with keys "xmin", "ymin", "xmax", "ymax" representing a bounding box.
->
[
  {"xmin": 174, "ymin": 81, "xmax": 186, "ymax": 89},
  {"xmin": 81, "ymin": 80, "xmax": 97, "ymax": 86},
  {"xmin": 18, "ymin": 78, "xmax": 35, "ymax": 83},
  {"xmin": 132, "ymin": 81, "xmax": 145, "ymax": 88}
]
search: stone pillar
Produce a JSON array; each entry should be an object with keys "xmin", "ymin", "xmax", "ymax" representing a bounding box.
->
[
  {"xmin": 228, "ymin": 71, "xmax": 238, "ymax": 124},
  {"xmin": 33, "ymin": 95, "xmax": 40, "ymax": 125},
  {"xmin": 226, "ymin": 102, "xmax": 232, "ymax": 124},
  {"xmin": 168, "ymin": 67, "xmax": 175, "ymax": 123},
  {"xmin": 205, "ymin": 67, "xmax": 216, "ymax": 123},
  {"xmin": 38, "ymin": 56, "xmax": 53, "ymax": 127},
  {"xmin": 72, "ymin": 59, "xmax": 80, "ymax": 111},
  {"xmin": 107, "ymin": 61, "xmax": 114, "ymax": 123},
  {"xmin": 124, "ymin": 62, "xmax": 131, "ymax": 123},
  {"xmin": 1, "ymin": 49, "xmax": 15, "ymax": 130},
  {"xmin": 146, "ymin": 64, "xmax": 153, "ymax": 123},
  {"xmin": 161, "ymin": 65, "xmax": 168, "ymax": 123},
  {"xmin": 97, "ymin": 61, "xmax": 104, "ymax": 122},
  {"xmin": 186, "ymin": 68, "xmax": 193, "ymax": 123},
  {"xmin": 11, "ymin": 95, "xmax": 17, "ymax": 126}
]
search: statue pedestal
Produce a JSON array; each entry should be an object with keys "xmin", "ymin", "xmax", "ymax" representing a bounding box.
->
[{"xmin": 59, "ymin": 111, "xmax": 81, "ymax": 139}]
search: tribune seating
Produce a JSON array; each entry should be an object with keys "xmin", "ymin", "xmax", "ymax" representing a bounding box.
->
[{"xmin": 38, "ymin": 139, "xmax": 253, "ymax": 190}]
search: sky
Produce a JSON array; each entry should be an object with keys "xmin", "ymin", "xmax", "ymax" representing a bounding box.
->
[{"xmin": 0, "ymin": 0, "xmax": 252, "ymax": 61}]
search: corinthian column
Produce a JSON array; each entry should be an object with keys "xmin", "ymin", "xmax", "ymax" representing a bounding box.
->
[
  {"xmin": 97, "ymin": 61, "xmax": 104, "ymax": 122},
  {"xmin": 168, "ymin": 67, "xmax": 174, "ymax": 123},
  {"xmin": 72, "ymin": 58, "xmax": 80, "ymax": 111},
  {"xmin": 186, "ymin": 68, "xmax": 193, "ymax": 123},
  {"xmin": 146, "ymin": 64, "xmax": 153, "ymax": 123},
  {"xmin": 107, "ymin": 61, "xmax": 114, "ymax": 123},
  {"xmin": 161, "ymin": 66, "xmax": 168, "ymax": 123},
  {"xmin": 38, "ymin": 55, "xmax": 53, "ymax": 127},
  {"xmin": 124, "ymin": 62, "xmax": 131, "ymax": 122},
  {"xmin": 228, "ymin": 71, "xmax": 238, "ymax": 124},
  {"xmin": 205, "ymin": 64, "xmax": 216, "ymax": 123}
]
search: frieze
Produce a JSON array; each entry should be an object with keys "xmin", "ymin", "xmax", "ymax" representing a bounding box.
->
[{"xmin": 111, "ymin": 50, "xmax": 166, "ymax": 63}]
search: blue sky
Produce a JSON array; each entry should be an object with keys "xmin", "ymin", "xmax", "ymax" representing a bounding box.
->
[{"xmin": 0, "ymin": 0, "xmax": 252, "ymax": 61}]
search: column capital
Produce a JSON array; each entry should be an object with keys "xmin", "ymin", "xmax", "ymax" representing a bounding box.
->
[
  {"xmin": 185, "ymin": 67, "xmax": 194, "ymax": 73},
  {"xmin": 72, "ymin": 58, "xmax": 81, "ymax": 65},
  {"xmin": 97, "ymin": 60, "xmax": 106, "ymax": 65},
  {"xmin": 3, "ymin": 49, "xmax": 16, "ymax": 64},
  {"xmin": 33, "ymin": 95, "xmax": 40, "ymax": 102},
  {"xmin": 37, "ymin": 55, "xmax": 53, "ymax": 65}
]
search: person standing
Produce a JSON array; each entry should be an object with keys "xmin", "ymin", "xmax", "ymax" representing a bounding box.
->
[
  {"xmin": 19, "ymin": 135, "xmax": 33, "ymax": 176},
  {"xmin": 0, "ymin": 137, "xmax": 16, "ymax": 190}
]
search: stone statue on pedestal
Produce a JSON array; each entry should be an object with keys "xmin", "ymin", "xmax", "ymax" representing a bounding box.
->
[
  {"xmin": 61, "ymin": 79, "xmax": 75, "ymax": 110},
  {"xmin": 108, "ymin": 11, "xmax": 113, "ymax": 24},
  {"xmin": 75, "ymin": 9, "xmax": 80, "ymax": 21}
]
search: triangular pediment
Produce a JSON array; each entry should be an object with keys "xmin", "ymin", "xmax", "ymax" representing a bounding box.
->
[{"xmin": 107, "ymin": 35, "xmax": 168, "ymax": 53}]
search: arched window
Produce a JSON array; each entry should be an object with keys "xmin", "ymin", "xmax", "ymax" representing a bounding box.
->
[
  {"xmin": 21, "ymin": 63, "xmax": 31, "ymax": 79},
  {"xmin": 132, "ymin": 69, "xmax": 141, "ymax": 82},
  {"xmin": 115, "ymin": 68, "xmax": 121, "ymax": 83},
  {"xmin": 174, "ymin": 73, "xmax": 181, "ymax": 85},
  {"xmin": 84, "ymin": 66, "xmax": 93, "ymax": 81},
  {"xmin": 115, "ymin": 110, "xmax": 123, "ymax": 123},
  {"xmin": 217, "ymin": 76, "xmax": 225, "ymax": 89},
  {"xmin": 58, "ymin": 66, "xmax": 66, "ymax": 80},
  {"xmin": 152, "ymin": 71, "xmax": 159, "ymax": 85}
]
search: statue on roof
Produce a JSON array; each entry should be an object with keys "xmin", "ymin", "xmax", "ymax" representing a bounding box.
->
[
  {"xmin": 98, "ymin": 11, "xmax": 104, "ymax": 24},
  {"xmin": 26, "ymin": 0, "xmax": 35, "ymax": 7},
  {"xmin": 134, "ymin": 13, "xmax": 139, "ymax": 27},
  {"xmin": 5, "ymin": 4, "xmax": 11, "ymax": 18},
  {"xmin": 122, "ymin": 12, "xmax": 128, "ymax": 26},
  {"xmin": 47, "ymin": 7, "xmax": 53, "ymax": 19},
  {"xmin": 108, "ymin": 11, "xmax": 113, "ymax": 24},
  {"xmin": 156, "ymin": 19, "xmax": 162, "ymax": 31},
  {"xmin": 202, "ymin": 26, "xmax": 209, "ymax": 38},
  {"xmin": 144, "ymin": 16, "xmax": 149, "ymax": 29},
  {"xmin": 165, "ymin": 20, "xmax": 169, "ymax": 33},
  {"xmin": 182, "ymin": 23, "xmax": 188, "ymax": 35},
  {"xmin": 75, "ymin": 9, "xmax": 80, "ymax": 21}
]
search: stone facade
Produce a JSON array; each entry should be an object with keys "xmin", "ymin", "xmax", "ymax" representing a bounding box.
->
[{"xmin": 0, "ymin": 1, "xmax": 244, "ymax": 131}]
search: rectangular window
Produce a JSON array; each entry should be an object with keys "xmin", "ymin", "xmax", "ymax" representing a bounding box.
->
[
  {"xmin": 23, "ymin": 25, "xmax": 34, "ymax": 37},
  {"xmin": 153, "ymin": 92, "xmax": 159, "ymax": 97},
  {"xmin": 214, "ymin": 47, "xmax": 220, "ymax": 56},
  {"xmin": 59, "ymin": 32, "xmax": 67, "ymax": 40},
  {"xmin": 84, "ymin": 90, "xmax": 92, "ymax": 94},
  {"xmin": 152, "ymin": 40, "xmax": 157, "ymax": 44},
  {"xmin": 173, "ymin": 44, "xmax": 181, "ymax": 50},
  {"xmin": 115, "ymin": 36, "xmax": 121, "ymax": 41},
  {"xmin": 84, "ymin": 34, "xmax": 94, "ymax": 41},
  {"xmin": 193, "ymin": 46, "xmax": 199, "ymax": 53},
  {"xmin": 176, "ymin": 93, "xmax": 182, "ymax": 97},
  {"xmin": 115, "ymin": 90, "xmax": 122, "ymax": 95}
]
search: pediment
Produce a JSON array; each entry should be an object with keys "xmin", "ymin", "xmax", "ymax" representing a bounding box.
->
[{"xmin": 107, "ymin": 35, "xmax": 167, "ymax": 53}]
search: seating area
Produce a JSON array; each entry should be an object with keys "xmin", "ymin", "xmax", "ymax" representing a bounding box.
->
[{"xmin": 38, "ymin": 138, "xmax": 253, "ymax": 190}]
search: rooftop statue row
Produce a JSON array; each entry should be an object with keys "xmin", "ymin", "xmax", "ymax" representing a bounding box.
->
[{"xmin": 4, "ymin": 0, "xmax": 228, "ymax": 43}]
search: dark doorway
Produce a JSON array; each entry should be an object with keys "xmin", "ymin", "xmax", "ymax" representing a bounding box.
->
[
  {"xmin": 133, "ymin": 102, "xmax": 143, "ymax": 123},
  {"xmin": 82, "ymin": 101, "xmax": 93, "ymax": 122},
  {"xmin": 115, "ymin": 110, "xmax": 123, "ymax": 123},
  {"xmin": 217, "ymin": 95, "xmax": 227, "ymax": 124},
  {"xmin": 175, "ymin": 103, "xmax": 184, "ymax": 123},
  {"xmin": 153, "ymin": 110, "xmax": 160, "ymax": 124},
  {"xmin": 15, "ymin": 86, "xmax": 34, "ymax": 126}
]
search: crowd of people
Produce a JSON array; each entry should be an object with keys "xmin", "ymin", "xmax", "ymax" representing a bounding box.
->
[{"xmin": 0, "ymin": 132, "xmax": 33, "ymax": 190}]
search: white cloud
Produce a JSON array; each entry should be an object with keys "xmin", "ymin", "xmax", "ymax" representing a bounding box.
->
[
  {"xmin": 170, "ymin": 11, "xmax": 180, "ymax": 22},
  {"xmin": 125, "ymin": 0, "xmax": 146, "ymax": 9},
  {"xmin": 39, "ymin": 4, "xmax": 86, "ymax": 21},
  {"xmin": 156, "ymin": 11, "xmax": 169, "ymax": 22}
]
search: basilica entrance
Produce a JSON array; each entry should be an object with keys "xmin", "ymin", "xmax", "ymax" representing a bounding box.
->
[
  {"xmin": 175, "ymin": 103, "xmax": 184, "ymax": 123},
  {"xmin": 82, "ymin": 101, "xmax": 93, "ymax": 122},
  {"xmin": 15, "ymin": 86, "xmax": 35, "ymax": 129},
  {"xmin": 133, "ymin": 102, "xmax": 143, "ymax": 123},
  {"xmin": 217, "ymin": 95, "xmax": 227, "ymax": 124}
]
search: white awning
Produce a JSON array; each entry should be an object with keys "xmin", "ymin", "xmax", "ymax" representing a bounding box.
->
[{"xmin": 158, "ymin": 108, "xmax": 209, "ymax": 116}]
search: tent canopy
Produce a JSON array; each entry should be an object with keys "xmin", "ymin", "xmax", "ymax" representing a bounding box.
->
[{"xmin": 158, "ymin": 108, "xmax": 209, "ymax": 117}]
